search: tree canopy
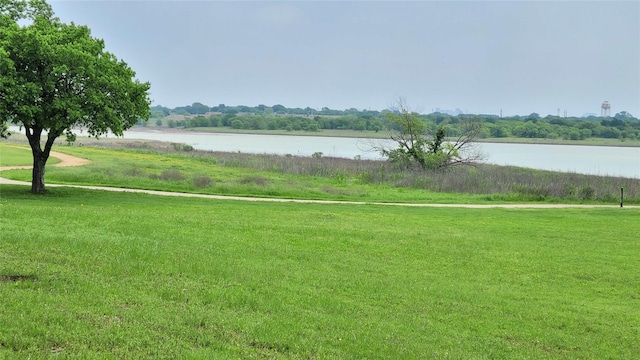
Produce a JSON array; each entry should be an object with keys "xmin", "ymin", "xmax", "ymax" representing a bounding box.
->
[
  {"xmin": 149, "ymin": 101, "xmax": 640, "ymax": 142},
  {"xmin": 0, "ymin": 0, "xmax": 150, "ymax": 193}
]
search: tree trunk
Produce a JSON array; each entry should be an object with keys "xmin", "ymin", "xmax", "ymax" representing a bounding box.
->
[
  {"xmin": 31, "ymin": 152, "xmax": 48, "ymax": 194},
  {"xmin": 25, "ymin": 126, "xmax": 53, "ymax": 194}
]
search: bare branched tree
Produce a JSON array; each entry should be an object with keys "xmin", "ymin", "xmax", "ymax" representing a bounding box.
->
[
  {"xmin": 375, "ymin": 99, "xmax": 485, "ymax": 170},
  {"xmin": 442, "ymin": 115, "xmax": 485, "ymax": 167}
]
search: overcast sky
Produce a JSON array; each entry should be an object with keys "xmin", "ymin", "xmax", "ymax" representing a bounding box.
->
[{"xmin": 49, "ymin": 1, "xmax": 639, "ymax": 117}]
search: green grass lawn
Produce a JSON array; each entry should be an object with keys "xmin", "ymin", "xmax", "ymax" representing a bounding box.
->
[
  {"xmin": 1, "ymin": 185, "xmax": 639, "ymax": 359},
  {"xmin": 0, "ymin": 143, "xmax": 60, "ymax": 166}
]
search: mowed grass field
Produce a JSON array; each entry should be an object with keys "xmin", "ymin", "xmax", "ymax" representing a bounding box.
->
[
  {"xmin": 1, "ymin": 143, "xmax": 639, "ymax": 358},
  {"xmin": 0, "ymin": 145, "xmax": 60, "ymax": 167}
]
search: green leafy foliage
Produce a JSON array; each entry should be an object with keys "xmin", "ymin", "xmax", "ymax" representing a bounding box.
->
[
  {"xmin": 147, "ymin": 100, "xmax": 639, "ymax": 143},
  {"xmin": 0, "ymin": 0, "xmax": 150, "ymax": 192}
]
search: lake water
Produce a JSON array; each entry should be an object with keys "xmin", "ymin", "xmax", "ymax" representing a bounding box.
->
[
  {"xmin": 6, "ymin": 126, "xmax": 640, "ymax": 178},
  {"xmin": 120, "ymin": 130, "xmax": 640, "ymax": 179}
]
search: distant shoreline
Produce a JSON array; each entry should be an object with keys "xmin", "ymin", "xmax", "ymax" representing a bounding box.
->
[
  {"xmin": 5, "ymin": 124, "xmax": 639, "ymax": 148},
  {"xmin": 126, "ymin": 125, "xmax": 640, "ymax": 148}
]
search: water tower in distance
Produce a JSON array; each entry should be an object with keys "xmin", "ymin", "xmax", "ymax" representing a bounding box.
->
[{"xmin": 601, "ymin": 101, "xmax": 611, "ymax": 117}]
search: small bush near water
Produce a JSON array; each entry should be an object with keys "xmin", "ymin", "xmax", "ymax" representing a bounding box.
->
[{"xmin": 171, "ymin": 142, "xmax": 194, "ymax": 152}]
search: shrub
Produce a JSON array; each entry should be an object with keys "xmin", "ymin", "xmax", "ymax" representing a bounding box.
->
[
  {"xmin": 160, "ymin": 169, "xmax": 186, "ymax": 181},
  {"xmin": 562, "ymin": 183, "xmax": 576, "ymax": 198},
  {"xmin": 123, "ymin": 167, "xmax": 146, "ymax": 177},
  {"xmin": 193, "ymin": 176, "xmax": 213, "ymax": 188},
  {"xmin": 239, "ymin": 176, "xmax": 267, "ymax": 186},
  {"xmin": 513, "ymin": 184, "xmax": 551, "ymax": 198},
  {"xmin": 578, "ymin": 186, "xmax": 596, "ymax": 200},
  {"xmin": 171, "ymin": 143, "xmax": 194, "ymax": 152}
]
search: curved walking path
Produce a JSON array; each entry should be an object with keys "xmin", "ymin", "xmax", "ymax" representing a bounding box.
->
[{"xmin": 1, "ymin": 147, "xmax": 636, "ymax": 209}]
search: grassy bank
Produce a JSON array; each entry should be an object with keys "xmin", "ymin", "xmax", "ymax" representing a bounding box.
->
[
  {"xmin": 1, "ymin": 185, "xmax": 639, "ymax": 358},
  {"xmin": 1, "ymin": 141, "xmax": 638, "ymax": 204}
]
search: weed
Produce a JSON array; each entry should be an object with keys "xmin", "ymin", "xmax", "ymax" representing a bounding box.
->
[
  {"xmin": 160, "ymin": 169, "xmax": 186, "ymax": 181},
  {"xmin": 171, "ymin": 143, "xmax": 194, "ymax": 152},
  {"xmin": 193, "ymin": 175, "xmax": 213, "ymax": 188},
  {"xmin": 239, "ymin": 176, "xmax": 267, "ymax": 186},
  {"xmin": 122, "ymin": 167, "xmax": 146, "ymax": 177},
  {"xmin": 578, "ymin": 185, "xmax": 596, "ymax": 200}
]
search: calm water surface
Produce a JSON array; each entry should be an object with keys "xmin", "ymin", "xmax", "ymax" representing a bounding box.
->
[{"xmin": 121, "ymin": 130, "xmax": 640, "ymax": 179}]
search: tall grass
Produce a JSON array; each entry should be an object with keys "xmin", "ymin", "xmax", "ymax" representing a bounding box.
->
[{"xmin": 140, "ymin": 142, "xmax": 638, "ymax": 203}]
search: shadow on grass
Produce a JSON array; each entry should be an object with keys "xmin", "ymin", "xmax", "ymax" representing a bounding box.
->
[
  {"xmin": 0, "ymin": 185, "xmax": 81, "ymax": 199},
  {"xmin": 0, "ymin": 274, "xmax": 38, "ymax": 283}
]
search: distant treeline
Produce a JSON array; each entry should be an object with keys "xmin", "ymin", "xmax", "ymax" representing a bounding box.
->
[{"xmin": 147, "ymin": 103, "xmax": 640, "ymax": 141}]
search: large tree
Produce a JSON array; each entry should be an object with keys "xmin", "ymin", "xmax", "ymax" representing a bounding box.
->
[
  {"xmin": 0, "ymin": 0, "xmax": 150, "ymax": 193},
  {"xmin": 380, "ymin": 99, "xmax": 484, "ymax": 170}
]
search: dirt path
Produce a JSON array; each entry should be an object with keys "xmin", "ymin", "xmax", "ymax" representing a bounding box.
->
[
  {"xmin": 0, "ymin": 146, "xmax": 91, "ymax": 185},
  {"xmin": 0, "ymin": 147, "xmax": 90, "ymax": 171},
  {"xmin": 1, "ymin": 148, "xmax": 636, "ymax": 209}
]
